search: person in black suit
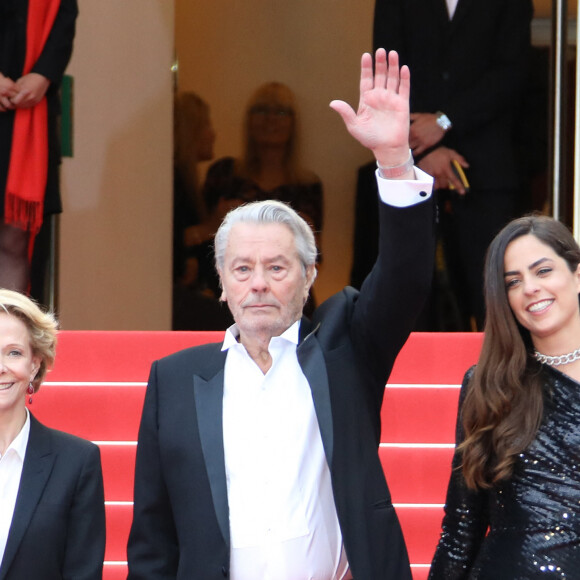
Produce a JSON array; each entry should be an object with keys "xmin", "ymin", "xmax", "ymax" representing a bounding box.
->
[
  {"xmin": 0, "ymin": 0, "xmax": 78, "ymax": 297},
  {"xmin": 0, "ymin": 289, "xmax": 105, "ymax": 580},
  {"xmin": 127, "ymin": 49, "xmax": 435, "ymax": 579},
  {"xmin": 374, "ymin": 0, "xmax": 533, "ymax": 329}
]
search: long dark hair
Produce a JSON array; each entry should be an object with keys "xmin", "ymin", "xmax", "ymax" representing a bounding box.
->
[{"xmin": 459, "ymin": 215, "xmax": 580, "ymax": 489}]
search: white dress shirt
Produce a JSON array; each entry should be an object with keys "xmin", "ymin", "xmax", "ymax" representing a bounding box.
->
[
  {"xmin": 446, "ymin": 0, "xmax": 459, "ymax": 19},
  {"xmin": 223, "ymin": 322, "xmax": 351, "ymax": 580},
  {"xmin": 0, "ymin": 409, "xmax": 30, "ymax": 565},
  {"xmin": 375, "ymin": 166, "xmax": 433, "ymax": 207}
]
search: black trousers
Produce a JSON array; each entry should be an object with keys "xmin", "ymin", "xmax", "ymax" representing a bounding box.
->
[{"xmin": 437, "ymin": 187, "xmax": 517, "ymax": 330}]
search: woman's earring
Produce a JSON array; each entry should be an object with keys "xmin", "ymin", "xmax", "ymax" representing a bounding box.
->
[{"xmin": 27, "ymin": 382, "xmax": 34, "ymax": 404}]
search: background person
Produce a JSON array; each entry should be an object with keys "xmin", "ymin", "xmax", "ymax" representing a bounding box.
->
[
  {"xmin": 202, "ymin": 81, "xmax": 324, "ymax": 311},
  {"xmin": 172, "ymin": 91, "xmax": 233, "ymax": 330},
  {"xmin": 0, "ymin": 0, "xmax": 78, "ymax": 298},
  {"xmin": 429, "ymin": 215, "xmax": 580, "ymax": 578},
  {"xmin": 127, "ymin": 49, "xmax": 435, "ymax": 580},
  {"xmin": 373, "ymin": 0, "xmax": 533, "ymax": 330},
  {"xmin": 0, "ymin": 288, "xmax": 105, "ymax": 579}
]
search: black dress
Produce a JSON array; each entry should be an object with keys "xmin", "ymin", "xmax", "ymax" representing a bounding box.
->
[
  {"xmin": 429, "ymin": 365, "xmax": 580, "ymax": 579},
  {"xmin": 203, "ymin": 157, "xmax": 323, "ymax": 234}
]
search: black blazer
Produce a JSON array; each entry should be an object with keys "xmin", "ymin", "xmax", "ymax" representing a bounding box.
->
[
  {"xmin": 0, "ymin": 414, "xmax": 105, "ymax": 580},
  {"xmin": 373, "ymin": 0, "xmax": 533, "ymax": 191},
  {"xmin": 128, "ymin": 195, "xmax": 435, "ymax": 579}
]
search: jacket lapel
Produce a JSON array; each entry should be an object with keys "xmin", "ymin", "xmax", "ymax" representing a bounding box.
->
[
  {"xmin": 193, "ymin": 367, "xmax": 230, "ymax": 548},
  {"xmin": 433, "ymin": 0, "xmax": 452, "ymax": 30},
  {"xmin": 297, "ymin": 322, "xmax": 333, "ymax": 467},
  {"xmin": 0, "ymin": 416, "xmax": 55, "ymax": 580}
]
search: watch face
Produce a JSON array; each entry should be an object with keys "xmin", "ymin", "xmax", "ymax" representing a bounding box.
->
[{"xmin": 436, "ymin": 113, "xmax": 452, "ymax": 131}]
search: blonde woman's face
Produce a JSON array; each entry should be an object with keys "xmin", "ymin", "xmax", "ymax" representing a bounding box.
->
[
  {"xmin": 0, "ymin": 313, "xmax": 40, "ymax": 417},
  {"xmin": 248, "ymin": 96, "xmax": 294, "ymax": 147}
]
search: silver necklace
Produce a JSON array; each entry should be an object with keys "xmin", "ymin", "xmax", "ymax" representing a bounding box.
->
[{"xmin": 533, "ymin": 346, "xmax": 580, "ymax": 366}]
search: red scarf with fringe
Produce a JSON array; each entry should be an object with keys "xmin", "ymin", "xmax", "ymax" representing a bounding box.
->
[{"xmin": 4, "ymin": 0, "xmax": 61, "ymax": 236}]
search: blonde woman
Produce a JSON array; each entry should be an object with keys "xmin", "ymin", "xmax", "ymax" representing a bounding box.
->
[
  {"xmin": 0, "ymin": 289, "xmax": 105, "ymax": 579},
  {"xmin": 202, "ymin": 83, "xmax": 324, "ymax": 313}
]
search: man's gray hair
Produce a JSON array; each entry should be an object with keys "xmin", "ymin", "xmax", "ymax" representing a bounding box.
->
[{"xmin": 214, "ymin": 200, "xmax": 318, "ymax": 276}]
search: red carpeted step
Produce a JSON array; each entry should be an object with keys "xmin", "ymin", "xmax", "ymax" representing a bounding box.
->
[
  {"xmin": 99, "ymin": 444, "xmax": 137, "ymax": 501},
  {"xmin": 381, "ymin": 386, "xmax": 461, "ymax": 443},
  {"xmin": 389, "ymin": 332, "xmax": 482, "ymax": 384},
  {"xmin": 103, "ymin": 564, "xmax": 128, "ymax": 580},
  {"xmin": 395, "ymin": 505, "xmax": 444, "ymax": 564},
  {"xmin": 49, "ymin": 331, "xmax": 224, "ymax": 382},
  {"xmin": 411, "ymin": 566, "xmax": 431, "ymax": 580},
  {"xmin": 29, "ymin": 384, "xmax": 146, "ymax": 441},
  {"xmin": 104, "ymin": 504, "xmax": 132, "ymax": 561},
  {"xmin": 380, "ymin": 446, "xmax": 454, "ymax": 504}
]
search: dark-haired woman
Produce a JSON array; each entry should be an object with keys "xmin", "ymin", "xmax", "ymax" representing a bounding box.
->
[{"xmin": 429, "ymin": 215, "xmax": 580, "ymax": 579}]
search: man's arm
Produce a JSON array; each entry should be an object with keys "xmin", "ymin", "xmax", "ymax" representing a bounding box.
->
[
  {"xmin": 127, "ymin": 362, "xmax": 180, "ymax": 579},
  {"xmin": 32, "ymin": 0, "xmax": 78, "ymax": 85},
  {"xmin": 11, "ymin": 0, "xmax": 78, "ymax": 109},
  {"xmin": 331, "ymin": 49, "xmax": 435, "ymax": 402}
]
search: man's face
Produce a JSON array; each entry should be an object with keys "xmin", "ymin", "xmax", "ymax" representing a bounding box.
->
[{"xmin": 219, "ymin": 222, "xmax": 314, "ymax": 341}]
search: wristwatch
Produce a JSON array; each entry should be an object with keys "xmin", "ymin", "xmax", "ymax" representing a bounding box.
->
[{"xmin": 435, "ymin": 111, "xmax": 453, "ymax": 132}]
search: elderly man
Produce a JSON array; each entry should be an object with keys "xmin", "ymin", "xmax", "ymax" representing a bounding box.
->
[{"xmin": 127, "ymin": 49, "xmax": 434, "ymax": 580}]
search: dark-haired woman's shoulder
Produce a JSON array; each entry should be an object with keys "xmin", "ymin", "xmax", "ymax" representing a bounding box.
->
[{"xmin": 459, "ymin": 365, "xmax": 476, "ymax": 399}]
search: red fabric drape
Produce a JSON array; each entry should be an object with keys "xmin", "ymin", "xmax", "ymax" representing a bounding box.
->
[{"xmin": 4, "ymin": 0, "xmax": 61, "ymax": 237}]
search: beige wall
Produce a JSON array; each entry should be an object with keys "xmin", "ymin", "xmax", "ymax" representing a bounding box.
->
[
  {"xmin": 58, "ymin": 1, "xmax": 174, "ymax": 329},
  {"xmin": 176, "ymin": 0, "xmax": 377, "ymax": 303}
]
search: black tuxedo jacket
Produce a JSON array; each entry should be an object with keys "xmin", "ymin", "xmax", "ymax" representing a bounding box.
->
[
  {"xmin": 128, "ymin": 196, "xmax": 435, "ymax": 579},
  {"xmin": 373, "ymin": 0, "xmax": 533, "ymax": 191},
  {"xmin": 0, "ymin": 414, "xmax": 105, "ymax": 580}
]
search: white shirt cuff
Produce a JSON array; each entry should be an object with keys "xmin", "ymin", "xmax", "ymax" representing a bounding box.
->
[{"xmin": 375, "ymin": 167, "xmax": 433, "ymax": 208}]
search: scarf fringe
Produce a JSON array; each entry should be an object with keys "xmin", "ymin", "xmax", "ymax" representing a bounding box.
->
[{"xmin": 5, "ymin": 193, "xmax": 44, "ymax": 235}]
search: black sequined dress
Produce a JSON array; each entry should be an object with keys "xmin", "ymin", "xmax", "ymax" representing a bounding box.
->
[{"xmin": 429, "ymin": 365, "xmax": 580, "ymax": 579}]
